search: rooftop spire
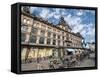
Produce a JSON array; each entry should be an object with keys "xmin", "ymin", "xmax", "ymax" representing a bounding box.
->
[
  {"xmin": 22, "ymin": 6, "xmax": 30, "ymax": 14},
  {"xmin": 59, "ymin": 16, "xmax": 66, "ymax": 25},
  {"xmin": 59, "ymin": 16, "xmax": 72, "ymax": 30}
]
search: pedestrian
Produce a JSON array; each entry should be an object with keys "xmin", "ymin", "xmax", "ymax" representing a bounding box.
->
[{"xmin": 49, "ymin": 61, "xmax": 55, "ymax": 69}]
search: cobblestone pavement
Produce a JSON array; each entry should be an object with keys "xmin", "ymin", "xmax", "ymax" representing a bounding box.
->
[
  {"xmin": 75, "ymin": 53, "xmax": 95, "ymax": 67},
  {"xmin": 21, "ymin": 60, "xmax": 50, "ymax": 71},
  {"xmin": 21, "ymin": 53, "xmax": 95, "ymax": 71},
  {"xmin": 74, "ymin": 57, "xmax": 95, "ymax": 67}
]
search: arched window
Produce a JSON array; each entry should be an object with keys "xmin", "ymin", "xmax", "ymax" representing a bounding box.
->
[
  {"xmin": 31, "ymin": 27, "xmax": 38, "ymax": 34},
  {"xmin": 21, "ymin": 33, "xmax": 26, "ymax": 42},
  {"xmin": 47, "ymin": 38, "xmax": 51, "ymax": 44},
  {"xmin": 53, "ymin": 40, "xmax": 56, "ymax": 45},
  {"xmin": 39, "ymin": 37, "xmax": 44, "ymax": 44},
  {"xmin": 29, "ymin": 35, "xmax": 37, "ymax": 43},
  {"xmin": 47, "ymin": 32, "xmax": 51, "ymax": 37}
]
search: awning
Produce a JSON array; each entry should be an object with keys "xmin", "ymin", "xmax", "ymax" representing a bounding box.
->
[{"xmin": 67, "ymin": 49, "xmax": 75, "ymax": 52}]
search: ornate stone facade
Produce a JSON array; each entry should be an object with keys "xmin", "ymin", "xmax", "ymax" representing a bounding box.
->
[{"xmin": 21, "ymin": 7, "xmax": 84, "ymax": 61}]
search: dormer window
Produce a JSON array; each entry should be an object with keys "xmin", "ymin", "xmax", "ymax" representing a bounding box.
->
[
  {"xmin": 27, "ymin": 20, "xmax": 30, "ymax": 24},
  {"xmin": 33, "ymin": 23, "xmax": 37, "ymax": 27},
  {"xmin": 22, "ymin": 6, "xmax": 30, "ymax": 13},
  {"xmin": 23, "ymin": 18, "xmax": 27, "ymax": 23}
]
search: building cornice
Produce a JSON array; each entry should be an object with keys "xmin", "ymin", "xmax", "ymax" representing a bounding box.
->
[{"xmin": 21, "ymin": 11, "xmax": 84, "ymax": 39}]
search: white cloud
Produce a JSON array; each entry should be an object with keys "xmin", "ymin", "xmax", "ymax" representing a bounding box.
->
[
  {"xmin": 64, "ymin": 14, "xmax": 82, "ymax": 29},
  {"xmin": 30, "ymin": 7, "xmax": 37, "ymax": 14},
  {"xmin": 77, "ymin": 10, "xmax": 84, "ymax": 16},
  {"xmin": 55, "ymin": 8, "xmax": 61, "ymax": 14},
  {"xmin": 85, "ymin": 10, "xmax": 95, "ymax": 15},
  {"xmin": 47, "ymin": 10, "xmax": 61, "ymax": 19},
  {"xmin": 61, "ymin": 11, "xmax": 67, "ymax": 15},
  {"xmin": 29, "ymin": 7, "xmax": 95, "ymax": 42},
  {"xmin": 39, "ymin": 8, "xmax": 63, "ymax": 20},
  {"xmin": 80, "ymin": 23, "xmax": 95, "ymax": 42},
  {"xmin": 64, "ymin": 13, "xmax": 95, "ymax": 42},
  {"xmin": 39, "ymin": 8, "xmax": 50, "ymax": 19},
  {"xmin": 47, "ymin": 13, "xmax": 54, "ymax": 19},
  {"xmin": 37, "ymin": 8, "xmax": 67, "ymax": 20},
  {"xmin": 54, "ymin": 14, "xmax": 61, "ymax": 19},
  {"xmin": 47, "ymin": 8, "xmax": 67, "ymax": 20},
  {"xmin": 73, "ymin": 24, "xmax": 84, "ymax": 33},
  {"xmin": 86, "ymin": 24, "xmax": 95, "ymax": 35}
]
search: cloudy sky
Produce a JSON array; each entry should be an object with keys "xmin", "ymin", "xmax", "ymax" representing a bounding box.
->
[{"xmin": 29, "ymin": 6, "xmax": 95, "ymax": 43}]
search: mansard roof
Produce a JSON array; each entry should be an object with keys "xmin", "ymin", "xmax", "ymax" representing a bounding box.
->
[
  {"xmin": 71, "ymin": 32, "xmax": 84, "ymax": 39},
  {"xmin": 22, "ymin": 11, "xmax": 83, "ymax": 39},
  {"xmin": 58, "ymin": 16, "xmax": 72, "ymax": 30}
]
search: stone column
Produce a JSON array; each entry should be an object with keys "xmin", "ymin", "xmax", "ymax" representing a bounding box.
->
[
  {"xmin": 36, "ymin": 29, "xmax": 41, "ymax": 44},
  {"xmin": 44, "ymin": 32, "xmax": 47, "ymax": 44},
  {"xmin": 25, "ymin": 48, "xmax": 30, "ymax": 63},
  {"xmin": 25, "ymin": 26, "xmax": 32, "ymax": 43},
  {"xmin": 36, "ymin": 36, "xmax": 40, "ymax": 44}
]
